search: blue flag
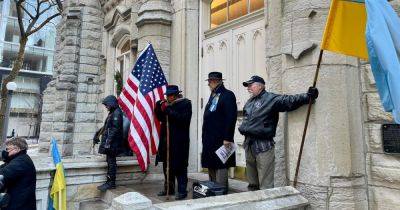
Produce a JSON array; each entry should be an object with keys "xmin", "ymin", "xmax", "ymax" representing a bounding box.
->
[{"xmin": 366, "ymin": 0, "xmax": 400, "ymax": 123}]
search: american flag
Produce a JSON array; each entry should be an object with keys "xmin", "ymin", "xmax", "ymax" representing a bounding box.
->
[{"xmin": 118, "ymin": 44, "xmax": 167, "ymax": 171}]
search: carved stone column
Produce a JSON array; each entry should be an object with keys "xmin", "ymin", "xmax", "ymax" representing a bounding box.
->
[
  {"xmin": 39, "ymin": 0, "xmax": 104, "ymax": 156},
  {"xmin": 136, "ymin": 0, "xmax": 172, "ymax": 80}
]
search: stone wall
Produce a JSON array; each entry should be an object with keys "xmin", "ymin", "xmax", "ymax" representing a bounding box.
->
[
  {"xmin": 280, "ymin": 0, "xmax": 368, "ymax": 209},
  {"xmin": 39, "ymin": 0, "xmax": 104, "ymax": 156},
  {"xmin": 362, "ymin": 2, "xmax": 400, "ymax": 209}
]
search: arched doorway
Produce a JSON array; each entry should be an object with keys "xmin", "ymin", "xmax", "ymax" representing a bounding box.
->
[{"xmin": 199, "ymin": 0, "xmax": 266, "ymax": 174}]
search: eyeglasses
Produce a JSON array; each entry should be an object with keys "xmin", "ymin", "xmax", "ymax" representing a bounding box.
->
[{"xmin": 5, "ymin": 147, "xmax": 17, "ymax": 152}]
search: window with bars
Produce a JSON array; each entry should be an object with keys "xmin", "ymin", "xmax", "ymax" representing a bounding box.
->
[{"xmin": 210, "ymin": 0, "xmax": 264, "ymax": 29}]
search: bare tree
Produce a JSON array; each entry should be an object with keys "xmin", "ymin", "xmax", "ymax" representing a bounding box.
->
[{"xmin": 0, "ymin": 0, "xmax": 63, "ymax": 144}]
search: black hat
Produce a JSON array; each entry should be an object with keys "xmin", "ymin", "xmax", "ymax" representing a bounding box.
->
[
  {"xmin": 164, "ymin": 85, "xmax": 182, "ymax": 95},
  {"xmin": 206, "ymin": 71, "xmax": 224, "ymax": 81},
  {"xmin": 243, "ymin": 75, "xmax": 265, "ymax": 87}
]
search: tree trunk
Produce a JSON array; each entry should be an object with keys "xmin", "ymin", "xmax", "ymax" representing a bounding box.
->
[{"xmin": 0, "ymin": 36, "xmax": 28, "ymax": 144}]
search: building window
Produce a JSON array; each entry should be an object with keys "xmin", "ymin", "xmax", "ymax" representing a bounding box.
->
[
  {"xmin": 210, "ymin": 0, "xmax": 264, "ymax": 29},
  {"xmin": 115, "ymin": 37, "xmax": 137, "ymax": 95}
]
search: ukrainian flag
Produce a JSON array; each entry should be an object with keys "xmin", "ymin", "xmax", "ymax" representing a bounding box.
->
[
  {"xmin": 49, "ymin": 138, "xmax": 67, "ymax": 210},
  {"xmin": 321, "ymin": 0, "xmax": 368, "ymax": 60}
]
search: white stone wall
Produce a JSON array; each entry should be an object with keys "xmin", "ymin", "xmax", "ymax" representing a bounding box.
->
[
  {"xmin": 362, "ymin": 2, "xmax": 400, "ymax": 209},
  {"xmin": 170, "ymin": 0, "xmax": 200, "ymax": 172}
]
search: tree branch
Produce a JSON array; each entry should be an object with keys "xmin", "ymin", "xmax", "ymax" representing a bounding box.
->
[
  {"xmin": 27, "ymin": 13, "xmax": 61, "ymax": 36},
  {"xmin": 20, "ymin": 4, "xmax": 35, "ymax": 20},
  {"xmin": 15, "ymin": 1, "xmax": 26, "ymax": 36}
]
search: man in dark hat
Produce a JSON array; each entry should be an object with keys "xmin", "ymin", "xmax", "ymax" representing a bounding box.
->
[
  {"xmin": 238, "ymin": 75, "xmax": 319, "ymax": 190},
  {"xmin": 93, "ymin": 95, "xmax": 125, "ymax": 192},
  {"xmin": 155, "ymin": 85, "xmax": 192, "ymax": 200},
  {"xmin": 201, "ymin": 72, "xmax": 237, "ymax": 188}
]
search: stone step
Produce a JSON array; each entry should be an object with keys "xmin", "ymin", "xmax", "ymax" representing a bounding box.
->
[
  {"xmin": 101, "ymin": 186, "xmax": 133, "ymax": 205},
  {"xmin": 79, "ymin": 200, "xmax": 110, "ymax": 210}
]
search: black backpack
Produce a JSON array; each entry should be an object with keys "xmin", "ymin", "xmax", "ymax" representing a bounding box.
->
[{"xmin": 122, "ymin": 111, "xmax": 130, "ymax": 141}]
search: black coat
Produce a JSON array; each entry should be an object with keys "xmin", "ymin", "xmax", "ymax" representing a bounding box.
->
[
  {"xmin": 202, "ymin": 85, "xmax": 237, "ymax": 169},
  {"xmin": 155, "ymin": 98, "xmax": 192, "ymax": 172},
  {"xmin": 0, "ymin": 150, "xmax": 36, "ymax": 210},
  {"xmin": 99, "ymin": 96, "xmax": 125, "ymax": 155},
  {"xmin": 238, "ymin": 90, "xmax": 309, "ymax": 140}
]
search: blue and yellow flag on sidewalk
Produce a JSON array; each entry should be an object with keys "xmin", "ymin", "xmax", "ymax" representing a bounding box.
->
[
  {"xmin": 321, "ymin": 0, "xmax": 368, "ymax": 60},
  {"xmin": 48, "ymin": 138, "xmax": 67, "ymax": 210},
  {"xmin": 366, "ymin": 0, "xmax": 400, "ymax": 123}
]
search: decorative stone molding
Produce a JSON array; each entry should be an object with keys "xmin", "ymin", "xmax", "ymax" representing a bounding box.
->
[
  {"xmin": 104, "ymin": 6, "xmax": 132, "ymax": 31},
  {"xmin": 136, "ymin": 0, "xmax": 172, "ymax": 27}
]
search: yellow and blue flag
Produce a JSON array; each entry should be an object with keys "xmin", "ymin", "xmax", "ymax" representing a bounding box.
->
[
  {"xmin": 48, "ymin": 138, "xmax": 67, "ymax": 210},
  {"xmin": 366, "ymin": 0, "xmax": 400, "ymax": 123},
  {"xmin": 321, "ymin": 0, "xmax": 368, "ymax": 60}
]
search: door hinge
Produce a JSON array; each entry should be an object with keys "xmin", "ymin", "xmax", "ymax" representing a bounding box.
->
[
  {"xmin": 201, "ymin": 98, "xmax": 204, "ymax": 109},
  {"xmin": 201, "ymin": 47, "xmax": 204, "ymax": 58}
]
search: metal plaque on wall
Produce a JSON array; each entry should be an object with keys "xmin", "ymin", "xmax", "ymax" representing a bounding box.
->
[{"xmin": 382, "ymin": 124, "xmax": 400, "ymax": 154}]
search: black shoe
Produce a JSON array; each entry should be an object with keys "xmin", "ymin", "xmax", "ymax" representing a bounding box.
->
[
  {"xmin": 157, "ymin": 190, "xmax": 175, "ymax": 196},
  {"xmin": 97, "ymin": 181, "xmax": 116, "ymax": 192},
  {"xmin": 175, "ymin": 193, "xmax": 187, "ymax": 200}
]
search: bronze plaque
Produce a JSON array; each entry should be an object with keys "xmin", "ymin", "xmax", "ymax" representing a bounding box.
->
[{"xmin": 382, "ymin": 124, "xmax": 400, "ymax": 154}]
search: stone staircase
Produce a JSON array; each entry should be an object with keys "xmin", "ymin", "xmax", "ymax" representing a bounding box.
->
[
  {"xmin": 78, "ymin": 173, "xmax": 309, "ymax": 210},
  {"xmin": 79, "ymin": 186, "xmax": 133, "ymax": 210},
  {"xmin": 78, "ymin": 173, "xmax": 247, "ymax": 210}
]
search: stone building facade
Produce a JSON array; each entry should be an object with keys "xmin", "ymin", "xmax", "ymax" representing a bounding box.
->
[{"xmin": 37, "ymin": 0, "xmax": 400, "ymax": 209}]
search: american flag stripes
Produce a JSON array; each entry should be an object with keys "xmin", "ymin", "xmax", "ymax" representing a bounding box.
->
[{"xmin": 118, "ymin": 44, "xmax": 167, "ymax": 171}]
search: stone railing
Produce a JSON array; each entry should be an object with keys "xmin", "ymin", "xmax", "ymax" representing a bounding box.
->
[
  {"xmin": 111, "ymin": 186, "xmax": 309, "ymax": 210},
  {"xmin": 34, "ymin": 155, "xmax": 158, "ymax": 210}
]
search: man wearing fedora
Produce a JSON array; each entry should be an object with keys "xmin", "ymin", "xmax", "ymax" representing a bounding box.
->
[
  {"xmin": 238, "ymin": 75, "xmax": 319, "ymax": 190},
  {"xmin": 202, "ymin": 72, "xmax": 237, "ymax": 188},
  {"xmin": 155, "ymin": 85, "xmax": 192, "ymax": 200}
]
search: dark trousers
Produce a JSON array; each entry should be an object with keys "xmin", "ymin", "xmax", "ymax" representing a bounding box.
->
[
  {"xmin": 162, "ymin": 162, "xmax": 188, "ymax": 195},
  {"xmin": 106, "ymin": 153, "xmax": 117, "ymax": 181}
]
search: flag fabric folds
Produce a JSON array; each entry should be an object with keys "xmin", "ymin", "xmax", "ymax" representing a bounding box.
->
[
  {"xmin": 118, "ymin": 44, "xmax": 167, "ymax": 171},
  {"xmin": 49, "ymin": 138, "xmax": 67, "ymax": 210},
  {"xmin": 321, "ymin": 0, "xmax": 368, "ymax": 60},
  {"xmin": 365, "ymin": 0, "xmax": 400, "ymax": 123}
]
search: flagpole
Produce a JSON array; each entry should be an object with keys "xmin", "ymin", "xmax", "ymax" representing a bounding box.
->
[
  {"xmin": 58, "ymin": 190, "xmax": 62, "ymax": 210},
  {"xmin": 293, "ymin": 49, "xmax": 324, "ymax": 188},
  {"xmin": 166, "ymin": 115, "xmax": 170, "ymax": 201}
]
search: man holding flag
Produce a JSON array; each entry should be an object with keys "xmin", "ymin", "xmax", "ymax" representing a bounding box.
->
[
  {"xmin": 294, "ymin": 0, "xmax": 400, "ymax": 186},
  {"xmin": 118, "ymin": 44, "xmax": 168, "ymax": 172}
]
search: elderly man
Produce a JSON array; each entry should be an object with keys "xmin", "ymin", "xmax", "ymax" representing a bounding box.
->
[
  {"xmin": 155, "ymin": 85, "xmax": 192, "ymax": 200},
  {"xmin": 0, "ymin": 137, "xmax": 36, "ymax": 210},
  {"xmin": 202, "ymin": 72, "xmax": 237, "ymax": 188},
  {"xmin": 238, "ymin": 75, "xmax": 318, "ymax": 190}
]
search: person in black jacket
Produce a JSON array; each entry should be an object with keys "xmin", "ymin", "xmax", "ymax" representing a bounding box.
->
[
  {"xmin": 202, "ymin": 72, "xmax": 237, "ymax": 188},
  {"xmin": 0, "ymin": 137, "xmax": 36, "ymax": 210},
  {"xmin": 238, "ymin": 75, "xmax": 318, "ymax": 190},
  {"xmin": 155, "ymin": 85, "xmax": 192, "ymax": 200},
  {"xmin": 93, "ymin": 95, "xmax": 125, "ymax": 192}
]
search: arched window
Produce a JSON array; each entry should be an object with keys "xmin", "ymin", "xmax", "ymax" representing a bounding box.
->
[
  {"xmin": 210, "ymin": 0, "xmax": 264, "ymax": 28},
  {"xmin": 115, "ymin": 37, "xmax": 135, "ymax": 95}
]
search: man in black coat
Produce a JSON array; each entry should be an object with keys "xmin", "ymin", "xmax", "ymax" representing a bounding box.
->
[
  {"xmin": 0, "ymin": 137, "xmax": 36, "ymax": 210},
  {"xmin": 155, "ymin": 85, "xmax": 192, "ymax": 200},
  {"xmin": 238, "ymin": 75, "xmax": 318, "ymax": 190},
  {"xmin": 93, "ymin": 95, "xmax": 125, "ymax": 192},
  {"xmin": 202, "ymin": 72, "xmax": 237, "ymax": 188}
]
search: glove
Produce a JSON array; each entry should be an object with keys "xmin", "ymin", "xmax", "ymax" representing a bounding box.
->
[
  {"xmin": 307, "ymin": 87, "xmax": 319, "ymax": 100},
  {"xmin": 93, "ymin": 131, "xmax": 100, "ymax": 145},
  {"xmin": 93, "ymin": 137, "xmax": 100, "ymax": 145}
]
